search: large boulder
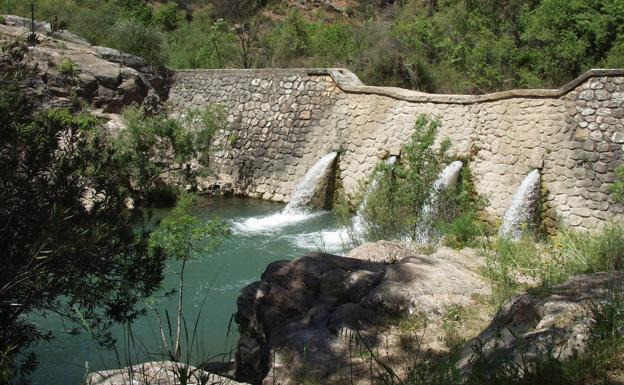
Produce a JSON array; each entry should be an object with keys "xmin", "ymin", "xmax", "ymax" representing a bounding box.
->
[
  {"xmin": 458, "ymin": 271, "xmax": 624, "ymax": 375},
  {"xmin": 0, "ymin": 19, "xmax": 170, "ymax": 116},
  {"xmin": 234, "ymin": 250, "xmax": 490, "ymax": 385},
  {"xmin": 84, "ymin": 361, "xmax": 248, "ymax": 385}
]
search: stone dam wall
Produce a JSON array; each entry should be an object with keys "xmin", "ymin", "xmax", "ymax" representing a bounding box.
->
[{"xmin": 167, "ymin": 68, "xmax": 624, "ymax": 230}]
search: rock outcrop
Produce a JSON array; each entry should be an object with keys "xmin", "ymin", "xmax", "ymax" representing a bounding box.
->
[
  {"xmin": 0, "ymin": 17, "xmax": 169, "ymax": 117},
  {"xmin": 234, "ymin": 250, "xmax": 490, "ymax": 385},
  {"xmin": 458, "ymin": 271, "xmax": 624, "ymax": 374},
  {"xmin": 84, "ymin": 361, "xmax": 248, "ymax": 385}
]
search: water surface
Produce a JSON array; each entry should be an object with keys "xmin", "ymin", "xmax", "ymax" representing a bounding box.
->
[{"xmin": 30, "ymin": 197, "xmax": 346, "ymax": 385}]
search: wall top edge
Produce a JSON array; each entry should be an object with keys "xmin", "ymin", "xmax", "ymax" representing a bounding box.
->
[{"xmin": 173, "ymin": 68, "xmax": 624, "ymax": 104}]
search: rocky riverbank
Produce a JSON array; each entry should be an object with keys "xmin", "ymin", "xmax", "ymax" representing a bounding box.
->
[{"xmin": 232, "ymin": 241, "xmax": 624, "ymax": 385}]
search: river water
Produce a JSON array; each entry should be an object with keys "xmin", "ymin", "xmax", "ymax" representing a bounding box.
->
[{"xmin": 29, "ymin": 197, "xmax": 347, "ymax": 385}]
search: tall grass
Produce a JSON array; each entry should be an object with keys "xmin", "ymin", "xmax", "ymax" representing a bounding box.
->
[{"xmin": 482, "ymin": 222, "xmax": 624, "ymax": 307}]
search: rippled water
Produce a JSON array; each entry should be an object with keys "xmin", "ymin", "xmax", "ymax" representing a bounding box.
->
[{"xmin": 29, "ymin": 197, "xmax": 346, "ymax": 385}]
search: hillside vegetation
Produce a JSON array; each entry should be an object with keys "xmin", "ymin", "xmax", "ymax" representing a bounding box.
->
[{"xmin": 6, "ymin": 0, "xmax": 624, "ymax": 93}]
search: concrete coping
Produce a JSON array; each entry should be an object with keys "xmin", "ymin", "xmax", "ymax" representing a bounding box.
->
[{"xmin": 174, "ymin": 67, "xmax": 624, "ymax": 105}]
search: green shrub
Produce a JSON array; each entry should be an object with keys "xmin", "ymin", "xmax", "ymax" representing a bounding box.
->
[
  {"xmin": 484, "ymin": 222, "xmax": 624, "ymax": 307},
  {"xmin": 551, "ymin": 222, "xmax": 624, "ymax": 275},
  {"xmin": 57, "ymin": 57, "xmax": 80, "ymax": 77},
  {"xmin": 106, "ymin": 18, "xmax": 165, "ymax": 66},
  {"xmin": 611, "ymin": 165, "xmax": 624, "ymax": 205},
  {"xmin": 154, "ymin": 1, "xmax": 184, "ymax": 31},
  {"xmin": 166, "ymin": 16, "xmax": 239, "ymax": 69},
  {"xmin": 112, "ymin": 105, "xmax": 227, "ymax": 204},
  {"xmin": 0, "ymin": 16, "xmax": 5, "ymax": 25},
  {"xmin": 482, "ymin": 236, "xmax": 545, "ymax": 306},
  {"xmin": 366, "ymin": 115, "xmax": 451, "ymax": 240},
  {"xmin": 439, "ymin": 211, "xmax": 485, "ymax": 249}
]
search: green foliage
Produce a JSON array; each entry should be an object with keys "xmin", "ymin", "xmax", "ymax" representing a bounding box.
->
[
  {"xmin": 148, "ymin": 194, "xmax": 230, "ymax": 361},
  {"xmin": 352, "ymin": 114, "xmax": 482, "ymax": 244},
  {"xmin": 612, "ymin": 165, "xmax": 624, "ymax": 205},
  {"xmin": 166, "ymin": 13, "xmax": 239, "ymax": 70},
  {"xmin": 149, "ymin": 195, "xmax": 231, "ymax": 263},
  {"xmin": 0, "ymin": 49, "xmax": 166, "ymax": 381},
  {"xmin": 550, "ymin": 222, "xmax": 624, "ymax": 274},
  {"xmin": 483, "ymin": 222, "xmax": 624, "ymax": 306},
  {"xmin": 359, "ymin": 115, "xmax": 450, "ymax": 241},
  {"xmin": 10, "ymin": 0, "xmax": 624, "ymax": 91},
  {"xmin": 482, "ymin": 236, "xmax": 545, "ymax": 306},
  {"xmin": 520, "ymin": 0, "xmax": 624, "ymax": 85},
  {"xmin": 113, "ymin": 105, "xmax": 227, "ymax": 205},
  {"xmin": 117, "ymin": 0, "xmax": 154, "ymax": 25},
  {"xmin": 438, "ymin": 211, "xmax": 484, "ymax": 249},
  {"xmin": 154, "ymin": 2, "xmax": 185, "ymax": 32},
  {"xmin": 106, "ymin": 18, "xmax": 166, "ymax": 67},
  {"xmin": 57, "ymin": 57, "xmax": 80, "ymax": 77}
]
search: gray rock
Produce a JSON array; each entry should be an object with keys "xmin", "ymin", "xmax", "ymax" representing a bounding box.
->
[
  {"xmin": 84, "ymin": 361, "xmax": 248, "ymax": 385},
  {"xmin": 234, "ymin": 251, "xmax": 489, "ymax": 385},
  {"xmin": 457, "ymin": 271, "xmax": 624, "ymax": 375}
]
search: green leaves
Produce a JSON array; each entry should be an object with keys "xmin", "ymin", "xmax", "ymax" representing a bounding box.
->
[
  {"xmin": 149, "ymin": 195, "xmax": 231, "ymax": 263},
  {"xmin": 113, "ymin": 105, "xmax": 227, "ymax": 205},
  {"xmin": 360, "ymin": 115, "xmax": 450, "ymax": 241},
  {"xmin": 612, "ymin": 165, "xmax": 624, "ymax": 205}
]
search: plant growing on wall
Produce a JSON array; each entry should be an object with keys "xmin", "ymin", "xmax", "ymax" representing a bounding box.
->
[
  {"xmin": 353, "ymin": 114, "xmax": 483, "ymax": 244},
  {"xmin": 358, "ymin": 114, "xmax": 449, "ymax": 240},
  {"xmin": 612, "ymin": 165, "xmax": 624, "ymax": 205}
]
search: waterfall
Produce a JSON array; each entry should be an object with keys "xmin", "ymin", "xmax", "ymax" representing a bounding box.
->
[
  {"xmin": 233, "ymin": 152, "xmax": 337, "ymax": 233},
  {"xmin": 415, "ymin": 160, "xmax": 464, "ymax": 243},
  {"xmin": 351, "ymin": 156, "xmax": 398, "ymax": 236},
  {"xmin": 283, "ymin": 152, "xmax": 338, "ymax": 213},
  {"xmin": 499, "ymin": 169, "xmax": 541, "ymax": 240}
]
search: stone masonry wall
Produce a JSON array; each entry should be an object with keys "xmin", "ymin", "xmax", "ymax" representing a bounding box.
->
[{"xmin": 167, "ymin": 68, "xmax": 624, "ymax": 230}]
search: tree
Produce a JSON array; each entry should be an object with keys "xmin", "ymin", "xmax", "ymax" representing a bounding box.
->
[
  {"xmin": 148, "ymin": 194, "xmax": 230, "ymax": 361},
  {"xmin": 210, "ymin": 0, "xmax": 267, "ymax": 68},
  {"xmin": 0, "ymin": 43, "xmax": 166, "ymax": 382},
  {"xmin": 112, "ymin": 105, "xmax": 227, "ymax": 205}
]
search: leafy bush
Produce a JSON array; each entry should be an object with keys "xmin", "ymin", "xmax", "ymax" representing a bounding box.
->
[
  {"xmin": 612, "ymin": 165, "xmax": 624, "ymax": 205},
  {"xmin": 551, "ymin": 222, "xmax": 624, "ymax": 275},
  {"xmin": 483, "ymin": 236, "xmax": 544, "ymax": 306},
  {"xmin": 166, "ymin": 12, "xmax": 240, "ymax": 69},
  {"xmin": 106, "ymin": 18, "xmax": 166, "ymax": 66},
  {"xmin": 112, "ymin": 105, "xmax": 227, "ymax": 205},
  {"xmin": 357, "ymin": 115, "xmax": 450, "ymax": 241},
  {"xmin": 484, "ymin": 222, "xmax": 624, "ymax": 306},
  {"xmin": 353, "ymin": 114, "xmax": 483, "ymax": 244},
  {"xmin": 439, "ymin": 211, "xmax": 485, "ymax": 249},
  {"xmin": 0, "ymin": 63, "xmax": 166, "ymax": 382},
  {"xmin": 154, "ymin": 1, "xmax": 184, "ymax": 31},
  {"xmin": 57, "ymin": 57, "xmax": 80, "ymax": 77},
  {"xmin": 148, "ymin": 194, "xmax": 230, "ymax": 360}
]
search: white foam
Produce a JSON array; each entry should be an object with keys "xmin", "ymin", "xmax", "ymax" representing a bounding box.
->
[
  {"xmin": 288, "ymin": 229, "xmax": 347, "ymax": 254},
  {"xmin": 233, "ymin": 211, "xmax": 324, "ymax": 234}
]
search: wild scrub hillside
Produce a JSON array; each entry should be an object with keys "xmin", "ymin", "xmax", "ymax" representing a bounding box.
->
[{"xmin": 6, "ymin": 0, "xmax": 624, "ymax": 93}]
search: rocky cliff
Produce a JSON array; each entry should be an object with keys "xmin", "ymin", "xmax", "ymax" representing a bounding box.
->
[{"xmin": 0, "ymin": 15, "xmax": 170, "ymax": 120}]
